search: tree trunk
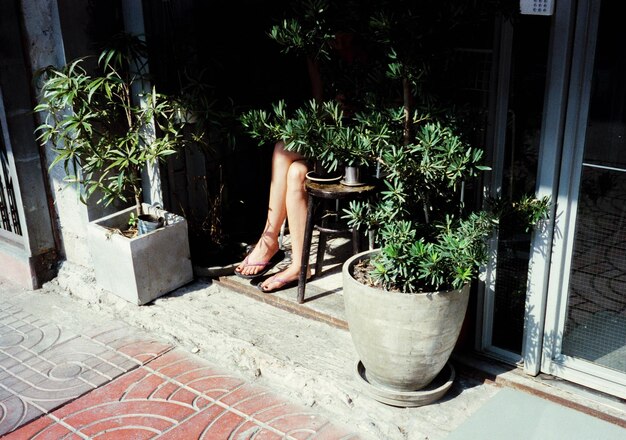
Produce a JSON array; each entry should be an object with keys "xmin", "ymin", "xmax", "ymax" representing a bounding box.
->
[
  {"xmin": 131, "ymin": 166, "xmax": 142, "ymax": 216},
  {"xmin": 402, "ymin": 77, "xmax": 412, "ymax": 146},
  {"xmin": 307, "ymin": 56, "xmax": 324, "ymax": 103}
]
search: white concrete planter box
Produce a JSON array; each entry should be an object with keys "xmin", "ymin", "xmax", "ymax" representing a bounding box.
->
[{"xmin": 87, "ymin": 203, "xmax": 193, "ymax": 305}]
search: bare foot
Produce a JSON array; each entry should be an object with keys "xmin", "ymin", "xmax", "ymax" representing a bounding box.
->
[
  {"xmin": 235, "ymin": 232, "xmax": 280, "ymax": 277},
  {"xmin": 259, "ymin": 264, "xmax": 311, "ymax": 292}
]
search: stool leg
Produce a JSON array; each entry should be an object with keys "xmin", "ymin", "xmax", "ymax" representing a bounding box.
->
[
  {"xmin": 314, "ymin": 200, "xmax": 330, "ymax": 277},
  {"xmin": 352, "ymin": 227, "xmax": 360, "ymax": 254},
  {"xmin": 315, "ymin": 230, "xmax": 327, "ymax": 277},
  {"xmin": 298, "ymin": 194, "xmax": 315, "ymax": 304}
]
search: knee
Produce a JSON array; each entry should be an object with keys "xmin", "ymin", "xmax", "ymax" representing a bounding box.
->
[
  {"xmin": 287, "ymin": 161, "xmax": 308, "ymax": 190},
  {"xmin": 273, "ymin": 140, "xmax": 286, "ymax": 156},
  {"xmin": 273, "ymin": 140, "xmax": 295, "ymax": 167}
]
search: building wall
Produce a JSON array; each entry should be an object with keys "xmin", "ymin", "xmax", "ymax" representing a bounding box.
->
[
  {"xmin": 0, "ymin": 0, "xmax": 60, "ymax": 288},
  {"xmin": 18, "ymin": 0, "xmax": 93, "ymax": 270}
]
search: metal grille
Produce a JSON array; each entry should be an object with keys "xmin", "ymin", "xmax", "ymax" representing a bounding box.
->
[
  {"xmin": 563, "ymin": 167, "xmax": 626, "ymax": 373},
  {"xmin": 0, "ymin": 89, "xmax": 23, "ymax": 237}
]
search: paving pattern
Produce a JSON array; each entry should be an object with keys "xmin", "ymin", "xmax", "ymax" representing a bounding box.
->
[
  {"xmin": 0, "ymin": 303, "xmax": 362, "ymax": 439},
  {"xmin": 0, "ymin": 302, "xmax": 173, "ymax": 436}
]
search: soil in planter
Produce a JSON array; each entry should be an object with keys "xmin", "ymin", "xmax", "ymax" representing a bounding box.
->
[
  {"xmin": 352, "ymin": 259, "xmax": 403, "ymax": 292},
  {"xmin": 352, "ymin": 259, "xmax": 381, "ymax": 288},
  {"xmin": 99, "ymin": 209, "xmax": 164, "ymax": 240},
  {"xmin": 103, "ymin": 226, "xmax": 139, "ymax": 239}
]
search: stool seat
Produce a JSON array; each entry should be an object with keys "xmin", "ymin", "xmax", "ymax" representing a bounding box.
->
[
  {"xmin": 304, "ymin": 181, "xmax": 376, "ymax": 199},
  {"xmin": 297, "ymin": 179, "xmax": 377, "ymax": 303}
]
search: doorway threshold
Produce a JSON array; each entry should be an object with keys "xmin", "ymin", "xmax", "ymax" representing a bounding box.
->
[
  {"xmin": 216, "ymin": 266, "xmax": 348, "ymax": 331},
  {"xmin": 215, "ymin": 234, "xmax": 352, "ymax": 330}
]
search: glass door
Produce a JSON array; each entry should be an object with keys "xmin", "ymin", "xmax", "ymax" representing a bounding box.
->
[
  {"xmin": 542, "ymin": 0, "xmax": 626, "ymax": 398},
  {"xmin": 481, "ymin": 12, "xmax": 551, "ymax": 364}
]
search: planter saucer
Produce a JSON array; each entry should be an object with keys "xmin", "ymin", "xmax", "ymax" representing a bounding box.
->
[
  {"xmin": 306, "ymin": 171, "xmax": 342, "ymax": 184},
  {"xmin": 354, "ymin": 360, "xmax": 455, "ymax": 407}
]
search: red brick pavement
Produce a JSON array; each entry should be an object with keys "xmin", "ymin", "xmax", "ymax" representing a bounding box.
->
[{"xmin": 3, "ymin": 349, "xmax": 362, "ymax": 439}]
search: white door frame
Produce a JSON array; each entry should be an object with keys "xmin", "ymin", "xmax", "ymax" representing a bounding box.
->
[
  {"xmin": 530, "ymin": 0, "xmax": 626, "ymax": 398},
  {"xmin": 479, "ymin": 15, "xmax": 518, "ymax": 364},
  {"xmin": 522, "ymin": 0, "xmax": 577, "ymax": 376},
  {"xmin": 480, "ymin": 1, "xmax": 577, "ymax": 367}
]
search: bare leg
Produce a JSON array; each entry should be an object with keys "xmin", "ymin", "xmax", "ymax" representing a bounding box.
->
[
  {"xmin": 236, "ymin": 141, "xmax": 306, "ymax": 277},
  {"xmin": 260, "ymin": 160, "xmax": 311, "ymax": 291}
]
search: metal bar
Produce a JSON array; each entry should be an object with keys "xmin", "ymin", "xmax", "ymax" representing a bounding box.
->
[
  {"xmin": 0, "ymin": 88, "xmax": 23, "ymax": 236},
  {"xmin": 0, "ymin": 191, "xmax": 10, "ymax": 231},
  {"xmin": 582, "ymin": 162, "xmax": 626, "ymax": 173}
]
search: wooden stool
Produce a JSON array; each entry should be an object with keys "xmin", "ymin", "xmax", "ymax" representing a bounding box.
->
[{"xmin": 297, "ymin": 180, "xmax": 377, "ymax": 303}]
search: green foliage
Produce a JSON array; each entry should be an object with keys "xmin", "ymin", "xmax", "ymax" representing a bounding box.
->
[
  {"xmin": 268, "ymin": 0, "xmax": 335, "ymax": 61},
  {"xmin": 128, "ymin": 212, "xmax": 138, "ymax": 228},
  {"xmin": 34, "ymin": 33, "xmax": 189, "ymax": 212},
  {"xmin": 241, "ymin": 99, "xmax": 391, "ymax": 171},
  {"xmin": 343, "ymin": 112, "xmax": 506, "ymax": 291},
  {"xmin": 243, "ymin": 1, "xmax": 550, "ymax": 292},
  {"xmin": 365, "ymin": 213, "xmax": 494, "ymax": 292},
  {"xmin": 487, "ymin": 194, "xmax": 552, "ymax": 233}
]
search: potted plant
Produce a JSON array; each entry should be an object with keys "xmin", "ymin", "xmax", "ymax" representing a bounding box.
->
[
  {"xmin": 337, "ymin": 3, "xmax": 549, "ymax": 405},
  {"xmin": 241, "ymin": 99, "xmax": 376, "ymax": 185},
  {"xmin": 243, "ymin": 0, "xmax": 549, "ymax": 405},
  {"xmin": 34, "ymin": 33, "xmax": 194, "ymax": 305},
  {"xmin": 341, "ymin": 119, "xmax": 548, "ymax": 404}
]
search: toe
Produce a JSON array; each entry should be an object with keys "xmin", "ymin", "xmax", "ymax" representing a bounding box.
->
[{"xmin": 260, "ymin": 276, "xmax": 276, "ymax": 291}]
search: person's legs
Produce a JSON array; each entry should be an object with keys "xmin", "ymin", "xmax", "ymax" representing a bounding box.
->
[
  {"xmin": 236, "ymin": 141, "xmax": 305, "ymax": 277},
  {"xmin": 260, "ymin": 159, "xmax": 311, "ymax": 291}
]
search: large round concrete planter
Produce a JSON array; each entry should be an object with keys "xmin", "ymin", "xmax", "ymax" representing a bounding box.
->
[{"xmin": 342, "ymin": 249, "xmax": 470, "ymax": 392}]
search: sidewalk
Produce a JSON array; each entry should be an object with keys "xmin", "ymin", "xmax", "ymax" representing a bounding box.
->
[
  {"xmin": 1, "ymin": 250, "xmax": 625, "ymax": 439},
  {"xmin": 0, "ymin": 265, "xmax": 499, "ymax": 440},
  {"xmin": 0, "ymin": 298, "xmax": 359, "ymax": 438}
]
